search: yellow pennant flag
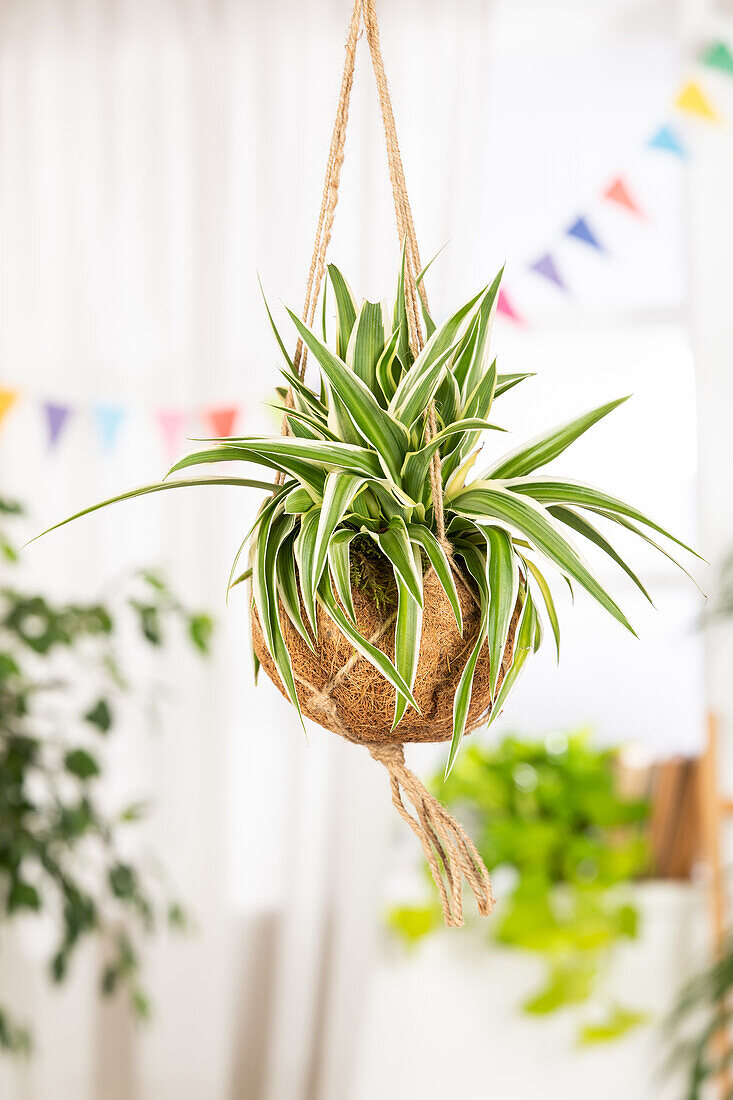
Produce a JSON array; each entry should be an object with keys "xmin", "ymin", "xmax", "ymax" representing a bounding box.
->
[
  {"xmin": 0, "ymin": 388, "xmax": 19, "ymax": 431},
  {"xmin": 675, "ymin": 81, "xmax": 721, "ymax": 122}
]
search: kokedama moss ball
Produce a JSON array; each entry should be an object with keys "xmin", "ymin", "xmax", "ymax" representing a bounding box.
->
[{"xmin": 251, "ymin": 550, "xmax": 520, "ymax": 745}]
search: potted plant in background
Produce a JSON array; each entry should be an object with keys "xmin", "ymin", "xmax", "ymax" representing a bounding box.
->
[{"xmin": 0, "ymin": 497, "xmax": 212, "ymax": 1055}]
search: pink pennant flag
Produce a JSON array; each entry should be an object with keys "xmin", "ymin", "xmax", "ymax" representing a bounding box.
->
[
  {"xmin": 44, "ymin": 402, "xmax": 71, "ymax": 450},
  {"xmin": 156, "ymin": 408, "xmax": 189, "ymax": 459},
  {"xmin": 204, "ymin": 405, "xmax": 239, "ymax": 439},
  {"xmin": 496, "ymin": 289, "xmax": 524, "ymax": 324},
  {"xmin": 603, "ymin": 177, "xmax": 643, "ymax": 217}
]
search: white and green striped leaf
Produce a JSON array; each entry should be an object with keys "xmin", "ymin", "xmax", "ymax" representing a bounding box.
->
[
  {"xmin": 547, "ymin": 505, "xmax": 653, "ymax": 603},
  {"xmin": 346, "ymin": 300, "xmax": 386, "ymax": 392},
  {"xmin": 328, "ymin": 528, "xmax": 358, "ymax": 622},
  {"xmin": 311, "ymin": 472, "xmax": 366, "ymax": 601},
  {"xmin": 369, "ymin": 516, "xmax": 423, "ymax": 607},
  {"xmin": 486, "ymin": 397, "xmax": 629, "ymax": 480},
  {"xmin": 522, "ymin": 557, "xmax": 560, "ymax": 659},
  {"xmin": 393, "ymin": 543, "xmax": 424, "ymax": 730},
  {"xmin": 276, "ymin": 531, "xmax": 315, "ymax": 652},
  {"xmin": 406, "ymin": 522, "xmax": 462, "ymax": 633},
  {"xmin": 327, "ymin": 264, "xmax": 358, "ymax": 359},
  {"xmin": 482, "ymin": 525, "xmax": 520, "ymax": 698}
]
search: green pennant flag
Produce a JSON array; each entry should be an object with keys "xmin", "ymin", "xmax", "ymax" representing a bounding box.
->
[{"xmin": 701, "ymin": 41, "xmax": 733, "ymax": 75}]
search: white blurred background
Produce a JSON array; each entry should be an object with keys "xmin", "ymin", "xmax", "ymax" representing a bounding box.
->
[{"xmin": 0, "ymin": 0, "xmax": 731, "ymax": 1096}]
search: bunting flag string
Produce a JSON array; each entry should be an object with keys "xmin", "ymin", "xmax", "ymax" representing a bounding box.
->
[
  {"xmin": 495, "ymin": 38, "xmax": 733, "ymax": 330},
  {"xmin": 0, "ymin": 390, "xmax": 250, "ymax": 459}
]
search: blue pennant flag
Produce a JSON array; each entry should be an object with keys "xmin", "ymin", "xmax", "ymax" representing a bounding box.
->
[
  {"xmin": 647, "ymin": 124, "xmax": 686, "ymax": 158},
  {"xmin": 93, "ymin": 404, "xmax": 125, "ymax": 453},
  {"xmin": 566, "ymin": 217, "xmax": 604, "ymax": 252}
]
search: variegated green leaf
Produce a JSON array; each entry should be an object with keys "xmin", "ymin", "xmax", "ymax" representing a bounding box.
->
[
  {"xmin": 346, "ymin": 300, "xmax": 386, "ymax": 391},
  {"xmin": 295, "ymin": 506, "xmax": 322, "ymax": 634},
  {"xmin": 486, "ymin": 396, "xmax": 629, "ymax": 479},
  {"xmin": 327, "ymin": 263, "xmax": 358, "ymax": 359},
  {"xmin": 482, "ymin": 525, "xmax": 520, "ymax": 698},
  {"xmin": 328, "ymin": 528, "xmax": 358, "ymax": 622},
  {"xmin": 287, "ymin": 308, "xmax": 409, "ymax": 479},
  {"xmin": 369, "ymin": 516, "xmax": 423, "ymax": 607},
  {"xmin": 311, "ymin": 472, "xmax": 366, "ymax": 599},
  {"xmin": 505, "ymin": 476, "xmax": 700, "ymax": 558},
  {"xmin": 406, "ymin": 522, "xmax": 462, "ymax": 633},
  {"xmin": 486, "ymin": 591, "xmax": 535, "ymax": 729},
  {"xmin": 393, "ymin": 542, "xmax": 424, "ymax": 730},
  {"xmin": 452, "ymin": 483, "xmax": 635, "ymax": 634},
  {"xmin": 445, "ymin": 539, "xmax": 489, "ymax": 776},
  {"xmin": 547, "ymin": 505, "xmax": 653, "ymax": 603},
  {"xmin": 317, "ymin": 575, "xmax": 420, "ymax": 711},
  {"xmin": 276, "ymin": 530, "xmax": 315, "ymax": 652},
  {"xmin": 522, "ymin": 557, "xmax": 560, "ymax": 659}
]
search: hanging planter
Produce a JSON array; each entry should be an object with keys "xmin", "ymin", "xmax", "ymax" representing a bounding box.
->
[{"xmin": 39, "ymin": 0, "xmax": 701, "ymax": 927}]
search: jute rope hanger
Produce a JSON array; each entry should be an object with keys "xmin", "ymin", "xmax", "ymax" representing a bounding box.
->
[
  {"xmin": 279, "ymin": 0, "xmax": 447, "ymax": 553},
  {"xmin": 273, "ymin": 0, "xmax": 494, "ymax": 926}
]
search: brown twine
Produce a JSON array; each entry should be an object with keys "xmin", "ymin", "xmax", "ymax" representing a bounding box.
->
[{"xmin": 278, "ymin": 0, "xmax": 449, "ymax": 555}]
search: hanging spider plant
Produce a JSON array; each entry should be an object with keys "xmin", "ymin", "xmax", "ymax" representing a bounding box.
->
[{"xmin": 40, "ymin": 256, "xmax": 700, "ymax": 773}]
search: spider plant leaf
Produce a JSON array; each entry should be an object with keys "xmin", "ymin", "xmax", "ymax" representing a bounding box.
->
[
  {"xmin": 166, "ymin": 443, "xmax": 325, "ymax": 498},
  {"xmin": 258, "ymin": 274, "xmax": 293, "ymax": 370},
  {"xmin": 375, "ymin": 327, "xmax": 402, "ymax": 407},
  {"xmin": 584, "ymin": 508, "xmax": 705, "ymax": 594},
  {"xmin": 486, "ymin": 396, "xmax": 630, "ymax": 479},
  {"xmin": 326, "ymin": 385, "xmax": 366, "ymax": 447},
  {"xmin": 328, "ymin": 528, "xmax": 358, "ymax": 622},
  {"xmin": 486, "ymin": 592, "xmax": 535, "ymax": 730},
  {"xmin": 483, "ymin": 525, "xmax": 520, "ymax": 698},
  {"xmin": 346, "ymin": 300, "xmax": 386, "ymax": 392},
  {"xmin": 276, "ymin": 531, "xmax": 315, "ymax": 652},
  {"xmin": 285, "ymin": 486, "xmax": 317, "ymax": 514},
  {"xmin": 452, "ymin": 484, "xmax": 636, "ymax": 634},
  {"xmin": 506, "ymin": 476, "xmax": 701, "ymax": 558},
  {"xmin": 452, "ymin": 268, "xmax": 502, "ymax": 397},
  {"xmin": 295, "ymin": 506, "xmax": 322, "ymax": 635},
  {"xmin": 31, "ymin": 476, "xmax": 278, "ymax": 542},
  {"xmin": 287, "ymin": 308, "xmax": 409, "ymax": 479},
  {"xmin": 547, "ymin": 505, "xmax": 653, "ymax": 603},
  {"xmin": 407, "ymin": 523, "xmax": 462, "ymax": 633},
  {"xmin": 445, "ymin": 539, "xmax": 489, "ymax": 776},
  {"xmin": 317, "ymin": 576, "xmax": 420, "ymax": 711},
  {"xmin": 388, "ymin": 339, "xmax": 460, "ymax": 429},
  {"xmin": 312, "ymin": 472, "xmax": 366, "ymax": 598},
  {"xmin": 401, "ymin": 418, "xmax": 498, "ymax": 502},
  {"xmin": 226, "ymin": 483, "xmax": 294, "ymax": 601},
  {"xmin": 278, "ymin": 368, "xmax": 328, "ymax": 420},
  {"xmin": 369, "ymin": 515, "xmax": 424, "ymax": 607},
  {"xmin": 495, "ymin": 372, "xmax": 534, "ymax": 399},
  {"xmin": 462, "ymin": 358, "xmax": 498, "ymax": 421},
  {"xmin": 522, "ymin": 557, "xmax": 561, "ymax": 659},
  {"xmin": 274, "ymin": 406, "xmax": 340, "ymax": 441},
  {"xmin": 253, "ymin": 509, "xmax": 304, "ymax": 726},
  {"xmin": 327, "ymin": 263, "xmax": 358, "ymax": 359},
  {"xmin": 393, "ymin": 239, "xmax": 411, "ymax": 368},
  {"xmin": 321, "ymin": 274, "xmax": 328, "ymax": 343},
  {"xmin": 207, "ymin": 437, "xmax": 381, "ymax": 479},
  {"xmin": 393, "ymin": 543, "xmax": 424, "ymax": 730},
  {"xmin": 434, "ymin": 369, "xmax": 460, "ymax": 431}
]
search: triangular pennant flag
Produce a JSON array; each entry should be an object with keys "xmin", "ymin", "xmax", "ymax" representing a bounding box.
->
[
  {"xmin": 603, "ymin": 177, "xmax": 643, "ymax": 216},
  {"xmin": 647, "ymin": 124, "xmax": 686, "ymax": 158},
  {"xmin": 529, "ymin": 253, "xmax": 566, "ymax": 290},
  {"xmin": 0, "ymin": 387, "xmax": 19, "ymax": 430},
  {"xmin": 674, "ymin": 81, "xmax": 720, "ymax": 122},
  {"xmin": 93, "ymin": 404, "xmax": 125, "ymax": 453},
  {"xmin": 44, "ymin": 402, "xmax": 71, "ymax": 449},
  {"xmin": 566, "ymin": 216, "xmax": 604, "ymax": 251},
  {"xmin": 204, "ymin": 405, "xmax": 239, "ymax": 439},
  {"xmin": 156, "ymin": 408, "xmax": 189, "ymax": 459},
  {"xmin": 496, "ymin": 288, "xmax": 523, "ymax": 324},
  {"xmin": 701, "ymin": 41, "xmax": 733, "ymax": 76}
]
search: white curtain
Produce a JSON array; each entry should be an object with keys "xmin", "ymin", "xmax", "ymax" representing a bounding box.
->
[{"xmin": 0, "ymin": 1, "xmax": 491, "ymax": 1097}]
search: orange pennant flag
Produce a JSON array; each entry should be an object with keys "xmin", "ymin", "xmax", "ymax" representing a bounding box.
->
[
  {"xmin": 0, "ymin": 388, "xmax": 19, "ymax": 430},
  {"xmin": 675, "ymin": 81, "xmax": 720, "ymax": 122},
  {"xmin": 603, "ymin": 178, "xmax": 643, "ymax": 217}
]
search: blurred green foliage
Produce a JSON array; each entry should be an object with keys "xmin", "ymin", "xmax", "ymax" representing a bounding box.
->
[
  {"xmin": 388, "ymin": 730, "xmax": 651, "ymax": 1042},
  {"xmin": 0, "ymin": 497, "xmax": 211, "ymax": 1055}
]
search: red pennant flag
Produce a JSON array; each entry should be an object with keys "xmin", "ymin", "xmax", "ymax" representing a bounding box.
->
[
  {"xmin": 496, "ymin": 289, "xmax": 524, "ymax": 324},
  {"xmin": 603, "ymin": 178, "xmax": 643, "ymax": 217},
  {"xmin": 204, "ymin": 405, "xmax": 239, "ymax": 439}
]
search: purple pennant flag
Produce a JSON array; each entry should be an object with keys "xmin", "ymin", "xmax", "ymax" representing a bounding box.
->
[
  {"xmin": 44, "ymin": 402, "xmax": 71, "ymax": 449},
  {"xmin": 566, "ymin": 217, "xmax": 604, "ymax": 252},
  {"xmin": 529, "ymin": 253, "xmax": 566, "ymax": 290}
]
